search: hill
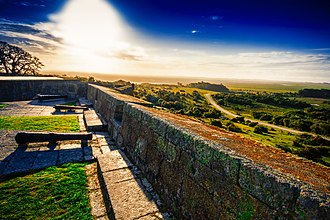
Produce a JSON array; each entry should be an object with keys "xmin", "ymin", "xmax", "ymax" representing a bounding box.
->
[{"xmin": 187, "ymin": 81, "xmax": 229, "ymax": 92}]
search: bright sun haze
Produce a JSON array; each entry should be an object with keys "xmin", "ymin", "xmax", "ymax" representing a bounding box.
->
[{"xmin": 0, "ymin": 0, "xmax": 329, "ymax": 82}]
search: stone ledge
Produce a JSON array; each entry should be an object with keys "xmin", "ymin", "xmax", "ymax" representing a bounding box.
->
[{"xmin": 97, "ymin": 150, "xmax": 164, "ymax": 219}]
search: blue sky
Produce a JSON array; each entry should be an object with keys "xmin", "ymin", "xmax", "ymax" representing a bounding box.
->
[{"xmin": 0, "ymin": 0, "xmax": 329, "ymax": 82}]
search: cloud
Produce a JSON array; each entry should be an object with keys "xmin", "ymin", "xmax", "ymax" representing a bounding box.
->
[
  {"xmin": 115, "ymin": 51, "xmax": 142, "ymax": 61},
  {"xmin": 311, "ymin": 48, "xmax": 330, "ymax": 51},
  {"xmin": 0, "ymin": 0, "xmax": 46, "ymax": 7},
  {"xmin": 210, "ymin": 15, "xmax": 223, "ymax": 21}
]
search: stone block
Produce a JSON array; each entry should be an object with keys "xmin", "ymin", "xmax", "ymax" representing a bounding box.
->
[
  {"xmin": 32, "ymin": 151, "xmax": 58, "ymax": 170},
  {"xmin": 239, "ymin": 162, "xmax": 301, "ymax": 213},
  {"xmin": 58, "ymin": 149, "xmax": 83, "ymax": 164},
  {"xmin": 97, "ymin": 150, "xmax": 132, "ymax": 173},
  {"xmin": 102, "ymin": 168, "xmax": 134, "ymax": 185},
  {"xmin": 295, "ymin": 187, "xmax": 330, "ymax": 219},
  {"xmin": 103, "ymin": 179, "xmax": 159, "ymax": 219},
  {"xmin": 84, "ymin": 110, "xmax": 106, "ymax": 132}
]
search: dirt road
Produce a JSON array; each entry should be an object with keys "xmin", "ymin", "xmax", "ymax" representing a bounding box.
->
[{"xmin": 205, "ymin": 93, "xmax": 305, "ymax": 135}]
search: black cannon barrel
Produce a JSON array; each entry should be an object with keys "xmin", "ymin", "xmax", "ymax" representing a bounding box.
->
[{"xmin": 15, "ymin": 132, "xmax": 93, "ymax": 144}]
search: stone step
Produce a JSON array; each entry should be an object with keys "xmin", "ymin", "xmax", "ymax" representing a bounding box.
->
[
  {"xmin": 84, "ymin": 109, "xmax": 107, "ymax": 132},
  {"xmin": 78, "ymin": 97, "xmax": 93, "ymax": 107},
  {"xmin": 97, "ymin": 150, "xmax": 165, "ymax": 219}
]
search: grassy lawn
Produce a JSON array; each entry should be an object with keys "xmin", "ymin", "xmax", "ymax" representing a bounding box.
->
[
  {"xmin": 0, "ymin": 116, "xmax": 80, "ymax": 132},
  {"xmin": 0, "ymin": 163, "xmax": 92, "ymax": 220}
]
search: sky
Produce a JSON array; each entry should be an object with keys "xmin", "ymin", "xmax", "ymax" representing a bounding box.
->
[{"xmin": 0, "ymin": 0, "xmax": 329, "ymax": 82}]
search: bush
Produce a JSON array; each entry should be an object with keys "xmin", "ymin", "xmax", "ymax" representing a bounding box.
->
[
  {"xmin": 310, "ymin": 123, "xmax": 330, "ymax": 136},
  {"xmin": 254, "ymin": 125, "xmax": 268, "ymax": 134},
  {"xmin": 248, "ymin": 121, "xmax": 258, "ymax": 127},
  {"xmin": 228, "ymin": 124, "xmax": 242, "ymax": 133},
  {"xmin": 210, "ymin": 119, "xmax": 222, "ymax": 128},
  {"xmin": 231, "ymin": 116, "xmax": 245, "ymax": 123}
]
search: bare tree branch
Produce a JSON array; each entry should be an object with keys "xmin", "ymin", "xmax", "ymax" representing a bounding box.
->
[{"xmin": 0, "ymin": 41, "xmax": 43, "ymax": 75}]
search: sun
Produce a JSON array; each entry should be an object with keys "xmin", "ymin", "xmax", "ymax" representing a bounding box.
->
[{"xmin": 46, "ymin": 0, "xmax": 129, "ymax": 73}]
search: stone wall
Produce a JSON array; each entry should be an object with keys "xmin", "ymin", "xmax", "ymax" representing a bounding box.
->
[
  {"xmin": 0, "ymin": 78, "xmax": 87, "ymax": 101},
  {"xmin": 89, "ymin": 84, "xmax": 329, "ymax": 219}
]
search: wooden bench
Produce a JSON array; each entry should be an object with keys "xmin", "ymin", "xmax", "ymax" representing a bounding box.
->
[
  {"xmin": 15, "ymin": 131, "xmax": 93, "ymax": 144},
  {"xmin": 54, "ymin": 105, "xmax": 89, "ymax": 112}
]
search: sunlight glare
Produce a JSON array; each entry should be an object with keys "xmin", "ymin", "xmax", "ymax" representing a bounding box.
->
[{"xmin": 48, "ymin": 0, "xmax": 129, "ymax": 72}]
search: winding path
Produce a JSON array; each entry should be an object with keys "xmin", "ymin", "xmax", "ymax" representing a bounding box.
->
[{"xmin": 205, "ymin": 93, "xmax": 306, "ymax": 135}]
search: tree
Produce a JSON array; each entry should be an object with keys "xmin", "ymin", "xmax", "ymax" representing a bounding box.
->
[{"xmin": 0, "ymin": 41, "xmax": 43, "ymax": 75}]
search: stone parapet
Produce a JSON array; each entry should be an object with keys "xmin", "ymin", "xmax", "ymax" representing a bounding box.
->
[
  {"xmin": 0, "ymin": 78, "xmax": 87, "ymax": 101},
  {"xmin": 89, "ymin": 83, "xmax": 329, "ymax": 219}
]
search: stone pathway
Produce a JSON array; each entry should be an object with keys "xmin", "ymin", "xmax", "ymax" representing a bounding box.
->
[{"xmin": 0, "ymin": 99, "xmax": 82, "ymax": 116}]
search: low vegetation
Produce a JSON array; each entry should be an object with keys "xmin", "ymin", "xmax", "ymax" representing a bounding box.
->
[
  {"xmin": 133, "ymin": 83, "xmax": 330, "ymax": 166},
  {"xmin": 212, "ymin": 91, "xmax": 330, "ymax": 136},
  {"xmin": 134, "ymin": 83, "xmax": 221, "ymax": 119},
  {"xmin": 0, "ymin": 163, "xmax": 92, "ymax": 219},
  {"xmin": 0, "ymin": 116, "xmax": 80, "ymax": 132},
  {"xmin": 0, "ymin": 103, "xmax": 8, "ymax": 108}
]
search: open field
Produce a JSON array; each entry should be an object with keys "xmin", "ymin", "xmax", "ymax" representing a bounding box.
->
[
  {"xmin": 0, "ymin": 163, "xmax": 92, "ymax": 220},
  {"xmin": 42, "ymin": 71, "xmax": 330, "ymax": 92},
  {"xmin": 0, "ymin": 116, "xmax": 80, "ymax": 132},
  {"xmin": 134, "ymin": 83, "xmax": 330, "ymax": 166},
  {"xmin": 223, "ymin": 81, "xmax": 330, "ymax": 92}
]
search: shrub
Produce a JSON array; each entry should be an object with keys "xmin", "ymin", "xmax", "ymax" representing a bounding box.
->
[
  {"xmin": 254, "ymin": 125, "xmax": 268, "ymax": 134},
  {"xmin": 248, "ymin": 121, "xmax": 258, "ymax": 127},
  {"xmin": 228, "ymin": 124, "xmax": 242, "ymax": 133},
  {"xmin": 210, "ymin": 119, "xmax": 222, "ymax": 128}
]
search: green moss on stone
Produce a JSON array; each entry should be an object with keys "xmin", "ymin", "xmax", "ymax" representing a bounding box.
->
[
  {"xmin": 237, "ymin": 202, "xmax": 254, "ymax": 220},
  {"xmin": 195, "ymin": 139, "xmax": 213, "ymax": 166}
]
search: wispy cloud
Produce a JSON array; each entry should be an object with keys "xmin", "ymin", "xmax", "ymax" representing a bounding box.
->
[{"xmin": 311, "ymin": 48, "xmax": 330, "ymax": 51}]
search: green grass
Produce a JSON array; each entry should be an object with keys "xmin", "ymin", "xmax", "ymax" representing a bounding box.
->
[
  {"xmin": 224, "ymin": 81, "xmax": 330, "ymax": 93},
  {"xmin": 0, "ymin": 116, "xmax": 80, "ymax": 132},
  {"xmin": 63, "ymin": 101, "xmax": 77, "ymax": 106},
  {"xmin": 0, "ymin": 163, "xmax": 92, "ymax": 220},
  {"xmin": 0, "ymin": 103, "xmax": 8, "ymax": 109}
]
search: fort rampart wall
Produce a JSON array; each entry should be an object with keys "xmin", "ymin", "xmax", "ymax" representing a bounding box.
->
[{"xmin": 88, "ymin": 84, "xmax": 329, "ymax": 219}]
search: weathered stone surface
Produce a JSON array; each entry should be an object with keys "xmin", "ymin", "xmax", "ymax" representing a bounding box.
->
[
  {"xmin": 84, "ymin": 110, "xmax": 106, "ymax": 132},
  {"xmin": 0, "ymin": 79, "xmax": 87, "ymax": 102},
  {"xmin": 89, "ymin": 190, "xmax": 108, "ymax": 218},
  {"xmin": 86, "ymin": 162, "xmax": 109, "ymax": 220},
  {"xmin": 239, "ymin": 162, "xmax": 301, "ymax": 213},
  {"xmin": 97, "ymin": 150, "xmax": 132, "ymax": 173},
  {"xmin": 180, "ymin": 175, "xmax": 217, "ymax": 219},
  {"xmin": 295, "ymin": 187, "xmax": 330, "ymax": 220},
  {"xmin": 104, "ymin": 179, "xmax": 159, "ymax": 219},
  {"xmin": 32, "ymin": 151, "xmax": 58, "ymax": 170},
  {"xmin": 58, "ymin": 149, "xmax": 84, "ymax": 164},
  {"xmin": 102, "ymin": 168, "xmax": 134, "ymax": 185}
]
